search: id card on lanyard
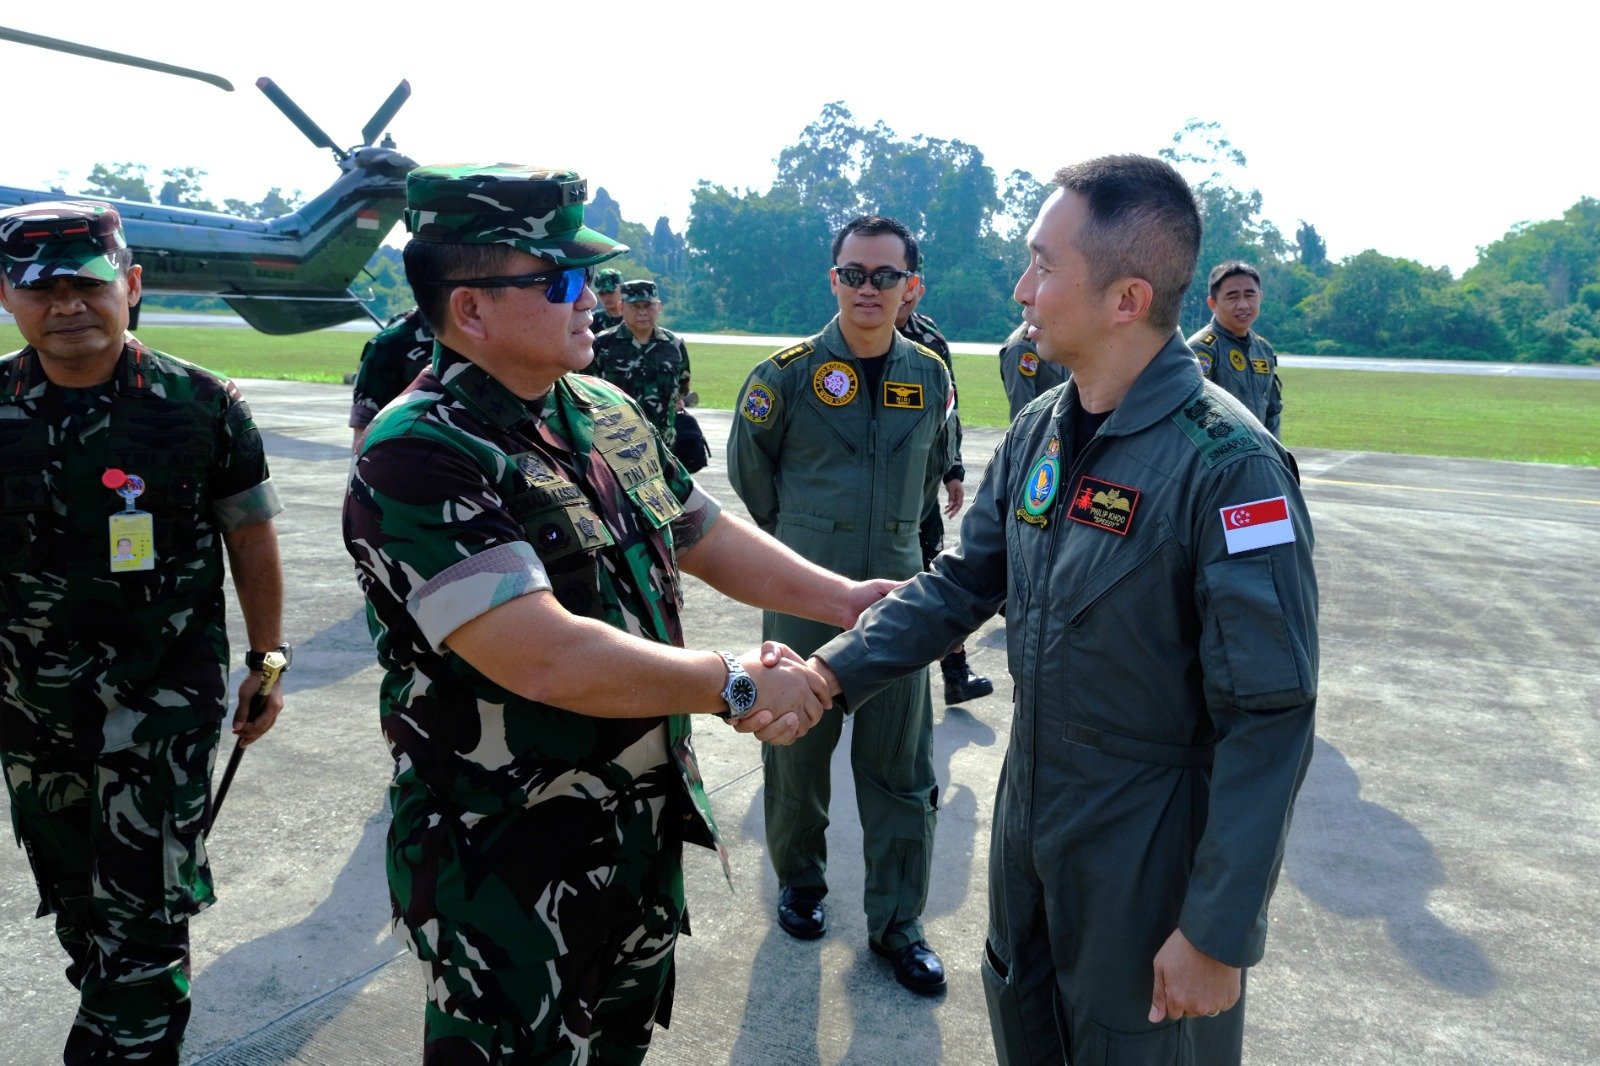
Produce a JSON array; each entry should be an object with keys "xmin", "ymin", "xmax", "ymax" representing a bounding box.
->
[{"xmin": 103, "ymin": 468, "xmax": 155, "ymax": 572}]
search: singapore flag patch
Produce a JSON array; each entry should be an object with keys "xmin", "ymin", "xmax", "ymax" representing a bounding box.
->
[{"xmin": 1220, "ymin": 496, "xmax": 1296, "ymax": 554}]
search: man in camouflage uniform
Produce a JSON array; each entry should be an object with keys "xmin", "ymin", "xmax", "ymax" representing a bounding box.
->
[
  {"xmin": 349, "ymin": 305, "xmax": 434, "ymax": 447},
  {"xmin": 728, "ymin": 214, "xmax": 952, "ymax": 996},
  {"xmin": 591, "ymin": 266, "xmax": 624, "ymax": 334},
  {"xmin": 591, "ymin": 278, "xmax": 691, "ymax": 446},
  {"xmin": 998, "ymin": 317, "xmax": 1068, "ymax": 420},
  {"xmin": 1186, "ymin": 262, "xmax": 1283, "ymax": 437},
  {"xmin": 893, "ymin": 277, "xmax": 993, "ymax": 704},
  {"xmin": 343, "ymin": 164, "xmax": 896, "ymax": 1065},
  {"xmin": 0, "ymin": 201, "xmax": 286, "ymax": 1065}
]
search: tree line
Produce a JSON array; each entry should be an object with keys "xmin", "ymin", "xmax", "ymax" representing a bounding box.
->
[{"xmin": 59, "ymin": 118, "xmax": 1600, "ymax": 364}]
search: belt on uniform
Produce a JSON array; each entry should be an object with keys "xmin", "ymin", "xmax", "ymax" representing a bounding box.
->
[{"xmin": 1063, "ymin": 721, "xmax": 1214, "ymax": 768}]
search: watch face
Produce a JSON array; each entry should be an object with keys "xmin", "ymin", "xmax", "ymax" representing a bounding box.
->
[{"xmin": 729, "ymin": 674, "xmax": 758, "ymax": 713}]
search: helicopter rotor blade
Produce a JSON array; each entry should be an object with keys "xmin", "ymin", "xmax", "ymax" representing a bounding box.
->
[
  {"xmin": 0, "ymin": 26, "xmax": 233, "ymax": 91},
  {"xmin": 360, "ymin": 80, "xmax": 411, "ymax": 148},
  {"xmin": 255, "ymin": 77, "xmax": 346, "ymax": 162}
]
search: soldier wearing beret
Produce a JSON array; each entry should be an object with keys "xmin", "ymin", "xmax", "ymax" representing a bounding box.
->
[
  {"xmin": 591, "ymin": 278, "xmax": 692, "ymax": 446},
  {"xmin": 342, "ymin": 164, "xmax": 896, "ymax": 1063},
  {"xmin": 811, "ymin": 157, "xmax": 1317, "ymax": 1064},
  {"xmin": 591, "ymin": 266, "xmax": 624, "ymax": 335},
  {"xmin": 1186, "ymin": 262, "xmax": 1283, "ymax": 437},
  {"xmin": 349, "ymin": 305, "xmax": 434, "ymax": 448},
  {"xmin": 0, "ymin": 200, "xmax": 287, "ymax": 1064},
  {"xmin": 727, "ymin": 214, "xmax": 953, "ymax": 996}
]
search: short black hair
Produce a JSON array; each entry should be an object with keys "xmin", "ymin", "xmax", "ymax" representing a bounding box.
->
[
  {"xmin": 1208, "ymin": 260, "xmax": 1261, "ymax": 297},
  {"xmin": 1051, "ymin": 155, "xmax": 1201, "ymax": 333},
  {"xmin": 832, "ymin": 214, "xmax": 920, "ymax": 273},
  {"xmin": 402, "ymin": 240, "xmax": 523, "ymax": 334}
]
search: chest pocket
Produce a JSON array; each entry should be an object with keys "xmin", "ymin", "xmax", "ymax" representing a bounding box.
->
[{"xmin": 116, "ymin": 423, "xmax": 215, "ymax": 555}]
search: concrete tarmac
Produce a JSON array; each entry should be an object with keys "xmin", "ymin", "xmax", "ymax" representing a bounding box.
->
[{"xmin": 1, "ymin": 380, "xmax": 1597, "ymax": 1065}]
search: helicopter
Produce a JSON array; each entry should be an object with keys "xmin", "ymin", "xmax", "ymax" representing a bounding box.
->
[{"xmin": 0, "ymin": 25, "xmax": 416, "ymax": 335}]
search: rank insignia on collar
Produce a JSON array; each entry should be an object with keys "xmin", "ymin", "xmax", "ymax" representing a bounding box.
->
[
  {"xmin": 1067, "ymin": 475, "xmax": 1141, "ymax": 536},
  {"xmin": 813, "ymin": 360, "xmax": 858, "ymax": 406}
]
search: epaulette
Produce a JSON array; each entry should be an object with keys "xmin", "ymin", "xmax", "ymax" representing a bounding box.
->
[
  {"xmin": 769, "ymin": 340, "xmax": 815, "ymax": 369},
  {"xmin": 1198, "ymin": 330, "xmax": 1218, "ymax": 347},
  {"xmin": 1172, "ymin": 389, "xmax": 1262, "ymax": 469},
  {"xmin": 910, "ymin": 341, "xmax": 946, "ymax": 365}
]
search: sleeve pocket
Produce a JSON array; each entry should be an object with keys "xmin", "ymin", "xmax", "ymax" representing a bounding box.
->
[{"xmin": 1203, "ymin": 553, "xmax": 1305, "ymax": 702}]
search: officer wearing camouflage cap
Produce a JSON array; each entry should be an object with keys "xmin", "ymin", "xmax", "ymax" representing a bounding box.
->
[
  {"xmin": 342, "ymin": 164, "xmax": 899, "ymax": 1063},
  {"xmin": 591, "ymin": 278, "xmax": 692, "ymax": 445},
  {"xmin": 0, "ymin": 200, "xmax": 287, "ymax": 1064},
  {"xmin": 591, "ymin": 266, "xmax": 625, "ymax": 334}
]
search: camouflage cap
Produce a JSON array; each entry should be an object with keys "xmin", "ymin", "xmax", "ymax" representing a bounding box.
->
[
  {"xmin": 621, "ymin": 279, "xmax": 659, "ymax": 303},
  {"xmin": 0, "ymin": 200, "xmax": 128, "ymax": 288},
  {"xmin": 594, "ymin": 268, "xmax": 623, "ymax": 293},
  {"xmin": 403, "ymin": 164, "xmax": 627, "ymax": 268}
]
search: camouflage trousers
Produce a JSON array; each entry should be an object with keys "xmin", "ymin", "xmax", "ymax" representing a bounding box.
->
[
  {"xmin": 2, "ymin": 722, "xmax": 218, "ymax": 1065},
  {"xmin": 416, "ymin": 835, "xmax": 686, "ymax": 1065}
]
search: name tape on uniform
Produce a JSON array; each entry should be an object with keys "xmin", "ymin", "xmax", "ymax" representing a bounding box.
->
[{"xmin": 1220, "ymin": 496, "xmax": 1295, "ymax": 554}]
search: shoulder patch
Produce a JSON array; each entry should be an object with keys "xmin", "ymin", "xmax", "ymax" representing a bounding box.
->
[
  {"xmin": 1172, "ymin": 391, "xmax": 1262, "ymax": 468},
  {"xmin": 910, "ymin": 341, "xmax": 945, "ymax": 365},
  {"xmin": 770, "ymin": 341, "xmax": 815, "ymax": 369}
]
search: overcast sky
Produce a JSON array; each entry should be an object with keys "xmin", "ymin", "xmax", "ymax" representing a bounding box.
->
[{"xmin": 2, "ymin": 1, "xmax": 1592, "ymax": 278}]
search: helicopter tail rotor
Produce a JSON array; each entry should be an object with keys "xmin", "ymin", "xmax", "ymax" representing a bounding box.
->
[
  {"xmin": 361, "ymin": 80, "xmax": 411, "ymax": 149},
  {"xmin": 256, "ymin": 77, "xmax": 346, "ymax": 162}
]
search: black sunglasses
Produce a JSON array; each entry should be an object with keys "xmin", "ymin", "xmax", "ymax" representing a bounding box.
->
[
  {"xmin": 832, "ymin": 266, "xmax": 914, "ymax": 290},
  {"xmin": 422, "ymin": 266, "xmax": 591, "ymax": 304}
]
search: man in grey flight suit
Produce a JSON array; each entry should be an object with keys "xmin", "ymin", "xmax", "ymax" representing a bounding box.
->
[
  {"xmin": 998, "ymin": 317, "xmax": 1068, "ymax": 420},
  {"xmin": 728, "ymin": 214, "xmax": 952, "ymax": 995},
  {"xmin": 812, "ymin": 157, "xmax": 1318, "ymax": 1064},
  {"xmin": 1186, "ymin": 261, "xmax": 1283, "ymax": 437}
]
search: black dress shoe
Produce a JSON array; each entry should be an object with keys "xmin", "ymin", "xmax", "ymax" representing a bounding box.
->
[
  {"xmin": 870, "ymin": 938, "xmax": 947, "ymax": 994},
  {"xmin": 777, "ymin": 887, "xmax": 825, "ymax": 940}
]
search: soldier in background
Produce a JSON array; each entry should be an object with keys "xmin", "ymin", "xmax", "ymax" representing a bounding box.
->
[
  {"xmin": 999, "ymin": 318, "xmax": 1068, "ymax": 420},
  {"xmin": 894, "ymin": 278, "xmax": 993, "ymax": 705},
  {"xmin": 1186, "ymin": 262, "xmax": 1283, "ymax": 437},
  {"xmin": 591, "ymin": 266, "xmax": 624, "ymax": 334},
  {"xmin": 591, "ymin": 278, "xmax": 691, "ymax": 445},
  {"xmin": 0, "ymin": 201, "xmax": 287, "ymax": 1064},
  {"xmin": 349, "ymin": 305, "xmax": 434, "ymax": 448}
]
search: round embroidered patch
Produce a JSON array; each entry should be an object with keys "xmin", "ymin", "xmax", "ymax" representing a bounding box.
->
[
  {"xmin": 742, "ymin": 382, "xmax": 775, "ymax": 423},
  {"xmin": 1019, "ymin": 351, "xmax": 1039, "ymax": 377},
  {"xmin": 1022, "ymin": 455, "xmax": 1059, "ymax": 516},
  {"xmin": 1196, "ymin": 350, "xmax": 1214, "ymax": 374},
  {"xmin": 1229, "ymin": 348, "xmax": 1247, "ymax": 371},
  {"xmin": 812, "ymin": 361, "xmax": 859, "ymax": 406}
]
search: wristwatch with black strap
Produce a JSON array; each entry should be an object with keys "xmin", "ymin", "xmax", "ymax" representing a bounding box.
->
[{"xmin": 245, "ymin": 643, "xmax": 293, "ymax": 675}]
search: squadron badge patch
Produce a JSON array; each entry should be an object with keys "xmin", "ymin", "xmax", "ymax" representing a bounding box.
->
[
  {"xmin": 742, "ymin": 382, "xmax": 775, "ymax": 423},
  {"xmin": 1067, "ymin": 475, "xmax": 1141, "ymax": 536},
  {"xmin": 1019, "ymin": 351, "xmax": 1040, "ymax": 377},
  {"xmin": 1229, "ymin": 348, "xmax": 1247, "ymax": 372},
  {"xmin": 1015, "ymin": 437, "xmax": 1061, "ymax": 527},
  {"xmin": 813, "ymin": 360, "xmax": 859, "ymax": 406}
]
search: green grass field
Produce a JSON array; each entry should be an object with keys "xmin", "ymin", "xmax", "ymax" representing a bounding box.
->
[{"xmin": 4, "ymin": 324, "xmax": 1597, "ymax": 466}]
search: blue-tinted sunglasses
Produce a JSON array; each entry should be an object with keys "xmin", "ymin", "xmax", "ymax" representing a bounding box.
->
[{"xmin": 425, "ymin": 265, "xmax": 592, "ymax": 304}]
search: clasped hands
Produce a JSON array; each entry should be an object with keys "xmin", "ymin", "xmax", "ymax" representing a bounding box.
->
[{"xmin": 724, "ymin": 642, "xmax": 835, "ymax": 745}]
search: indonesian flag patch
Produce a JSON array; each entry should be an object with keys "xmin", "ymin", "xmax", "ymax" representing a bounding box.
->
[{"xmin": 1220, "ymin": 496, "xmax": 1295, "ymax": 553}]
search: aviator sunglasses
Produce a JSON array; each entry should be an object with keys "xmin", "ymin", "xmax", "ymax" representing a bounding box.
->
[
  {"xmin": 424, "ymin": 265, "xmax": 592, "ymax": 304},
  {"xmin": 832, "ymin": 265, "xmax": 914, "ymax": 290}
]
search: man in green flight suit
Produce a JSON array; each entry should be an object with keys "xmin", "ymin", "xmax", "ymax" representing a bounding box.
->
[
  {"xmin": 591, "ymin": 278, "xmax": 690, "ymax": 445},
  {"xmin": 1186, "ymin": 261, "xmax": 1283, "ymax": 437},
  {"xmin": 348, "ymin": 305, "xmax": 434, "ymax": 448},
  {"xmin": 727, "ymin": 214, "xmax": 952, "ymax": 995},
  {"xmin": 0, "ymin": 201, "xmax": 287, "ymax": 1065},
  {"xmin": 998, "ymin": 317, "xmax": 1068, "ymax": 420},
  {"xmin": 591, "ymin": 266, "xmax": 624, "ymax": 334},
  {"xmin": 810, "ymin": 157, "xmax": 1318, "ymax": 1064},
  {"xmin": 343, "ymin": 164, "xmax": 900, "ymax": 1064}
]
